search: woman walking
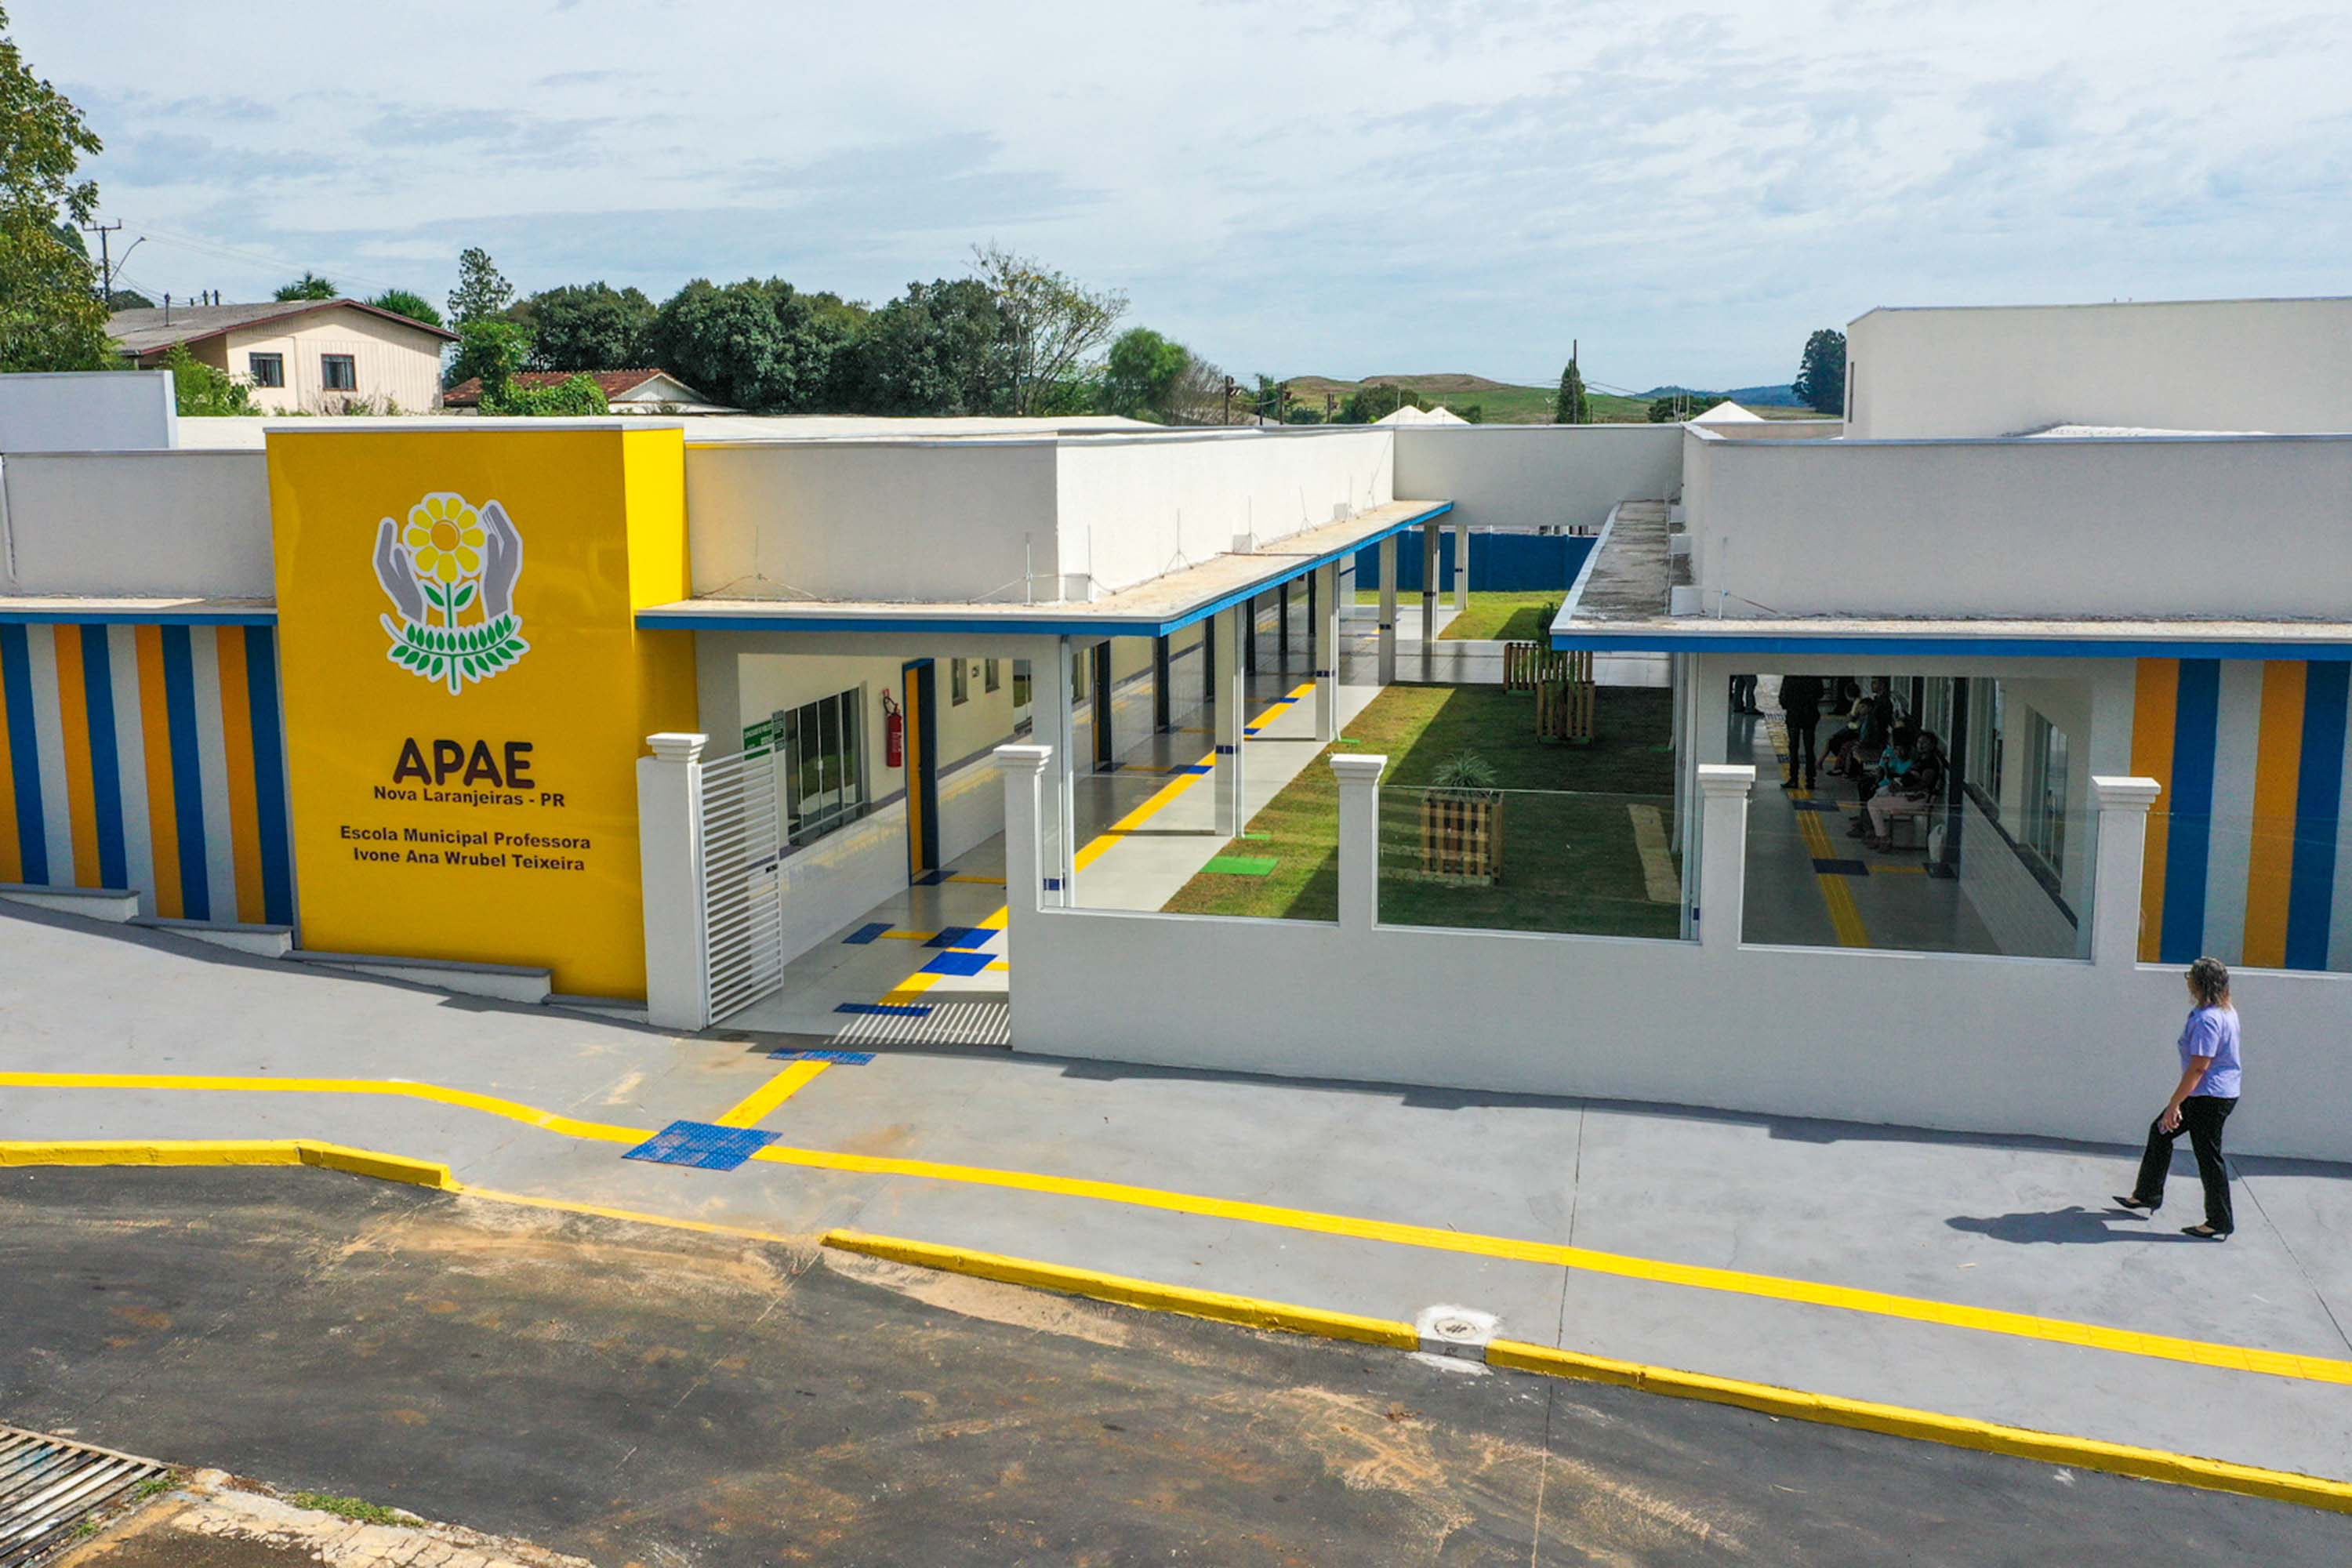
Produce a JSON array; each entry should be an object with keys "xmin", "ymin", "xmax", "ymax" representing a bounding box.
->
[{"xmin": 2115, "ymin": 957, "xmax": 2241, "ymax": 1240}]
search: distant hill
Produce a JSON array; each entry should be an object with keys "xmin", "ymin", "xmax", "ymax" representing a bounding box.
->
[
  {"xmin": 1639, "ymin": 382, "xmax": 1808, "ymax": 408},
  {"xmin": 1283, "ymin": 372, "xmax": 1648, "ymax": 424}
]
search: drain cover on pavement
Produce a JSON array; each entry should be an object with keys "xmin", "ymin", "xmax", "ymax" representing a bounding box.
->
[
  {"xmin": 833, "ymin": 998, "xmax": 1011, "ymax": 1048},
  {"xmin": 0, "ymin": 1425, "xmax": 170, "ymax": 1566}
]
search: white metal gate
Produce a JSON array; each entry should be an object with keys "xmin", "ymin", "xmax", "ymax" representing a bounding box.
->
[{"xmin": 698, "ymin": 744, "xmax": 785, "ymax": 1022}]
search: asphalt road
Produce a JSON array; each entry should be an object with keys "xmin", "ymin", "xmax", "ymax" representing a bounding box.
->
[{"xmin": 3, "ymin": 1169, "xmax": 2344, "ymax": 1566}]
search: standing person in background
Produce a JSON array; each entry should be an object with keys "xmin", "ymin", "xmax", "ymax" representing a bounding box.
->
[
  {"xmin": 2115, "ymin": 957, "xmax": 2243, "ymax": 1240},
  {"xmin": 1730, "ymin": 673, "xmax": 1761, "ymax": 716},
  {"xmin": 1778, "ymin": 673, "xmax": 1826, "ymax": 790}
]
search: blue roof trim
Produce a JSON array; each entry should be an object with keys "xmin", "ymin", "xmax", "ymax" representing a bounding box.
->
[
  {"xmin": 0, "ymin": 607, "xmax": 276, "ymax": 626},
  {"xmin": 637, "ymin": 501, "xmax": 1456, "ymax": 640},
  {"xmin": 1548, "ymin": 627, "xmax": 2352, "ymax": 661}
]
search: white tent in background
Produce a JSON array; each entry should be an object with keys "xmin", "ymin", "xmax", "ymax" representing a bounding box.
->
[
  {"xmin": 1374, "ymin": 404, "xmax": 1471, "ymax": 426},
  {"xmin": 1691, "ymin": 400, "xmax": 1763, "ymax": 424}
]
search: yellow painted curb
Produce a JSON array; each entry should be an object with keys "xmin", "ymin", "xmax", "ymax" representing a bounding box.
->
[
  {"xmin": 824, "ymin": 1228, "xmax": 2352, "ymax": 1517},
  {"xmin": 0, "ymin": 1139, "xmax": 455, "ymax": 1190},
  {"xmin": 822, "ymin": 1229, "xmax": 1419, "ymax": 1349}
]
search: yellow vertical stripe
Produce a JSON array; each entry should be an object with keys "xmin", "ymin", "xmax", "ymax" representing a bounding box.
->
[
  {"xmin": 212, "ymin": 629, "xmax": 266, "ymax": 924},
  {"xmin": 0, "ymin": 646, "xmax": 18, "ymax": 885},
  {"xmin": 135, "ymin": 626, "xmax": 183, "ymax": 920},
  {"xmin": 2241, "ymin": 662, "xmax": 2307, "ymax": 969},
  {"xmin": 2131, "ymin": 659, "xmax": 2180, "ymax": 963},
  {"xmin": 51, "ymin": 626, "xmax": 100, "ymax": 887}
]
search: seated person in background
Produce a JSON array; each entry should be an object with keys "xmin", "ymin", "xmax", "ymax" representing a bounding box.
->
[
  {"xmin": 1844, "ymin": 682, "xmax": 1900, "ymax": 813},
  {"xmin": 1820, "ymin": 680, "xmax": 1868, "ymax": 776},
  {"xmin": 1866, "ymin": 731, "xmax": 1945, "ymax": 851}
]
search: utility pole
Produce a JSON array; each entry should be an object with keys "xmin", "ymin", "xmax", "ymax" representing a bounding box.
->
[
  {"xmin": 1325, "ymin": 390, "xmax": 1337, "ymax": 422},
  {"xmin": 80, "ymin": 220, "xmax": 122, "ymax": 302},
  {"xmin": 1221, "ymin": 376, "xmax": 1236, "ymax": 425}
]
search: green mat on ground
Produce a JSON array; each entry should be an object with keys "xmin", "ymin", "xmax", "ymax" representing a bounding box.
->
[{"xmin": 1201, "ymin": 855, "xmax": 1279, "ymax": 877}]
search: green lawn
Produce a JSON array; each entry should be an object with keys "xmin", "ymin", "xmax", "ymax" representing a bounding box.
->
[
  {"xmin": 1162, "ymin": 684, "xmax": 1679, "ymax": 937},
  {"xmin": 1352, "ymin": 590, "xmax": 1562, "ymax": 641}
]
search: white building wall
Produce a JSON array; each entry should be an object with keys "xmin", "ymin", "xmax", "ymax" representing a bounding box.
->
[
  {"xmin": 1847, "ymin": 299, "xmax": 2352, "ymax": 440},
  {"xmin": 1685, "ymin": 431, "xmax": 2352, "ymax": 620},
  {"xmin": 0, "ymin": 371, "xmax": 176, "ymax": 452},
  {"xmin": 1, "ymin": 450, "xmax": 273, "ymax": 597},
  {"xmin": 1052, "ymin": 429, "xmax": 1394, "ymax": 597},
  {"xmin": 1391, "ymin": 423, "xmax": 1684, "ymax": 532}
]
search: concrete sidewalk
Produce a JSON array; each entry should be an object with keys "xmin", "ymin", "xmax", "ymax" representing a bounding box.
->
[{"xmin": 4, "ymin": 900, "xmax": 2350, "ymax": 1492}]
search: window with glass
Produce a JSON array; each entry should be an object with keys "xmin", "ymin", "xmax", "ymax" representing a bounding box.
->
[
  {"xmin": 248, "ymin": 352, "xmax": 285, "ymax": 388},
  {"xmin": 2024, "ymin": 713, "xmax": 2070, "ymax": 872},
  {"xmin": 320, "ymin": 353, "xmax": 357, "ymax": 391},
  {"xmin": 779, "ymin": 688, "xmax": 866, "ymax": 846},
  {"xmin": 985, "ymin": 659, "xmax": 1001, "ymax": 694},
  {"xmin": 952, "ymin": 659, "xmax": 970, "ymax": 706}
]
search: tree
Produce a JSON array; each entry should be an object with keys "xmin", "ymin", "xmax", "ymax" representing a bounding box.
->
[
  {"xmin": 366, "ymin": 288, "xmax": 442, "ymax": 328},
  {"xmin": 158, "ymin": 343, "xmax": 256, "ymax": 416},
  {"xmin": 273, "ymin": 271, "xmax": 337, "ymax": 301},
  {"xmin": 446, "ymin": 246, "xmax": 513, "ymax": 325},
  {"xmin": 1101, "ymin": 327, "xmax": 1189, "ymax": 421},
  {"xmin": 1792, "ymin": 328, "xmax": 1846, "ymax": 415},
  {"xmin": 1648, "ymin": 390, "xmax": 1720, "ymax": 422},
  {"xmin": 831, "ymin": 278, "xmax": 1002, "ymax": 416},
  {"xmin": 0, "ymin": 5, "xmax": 110, "ymax": 371},
  {"xmin": 1554, "ymin": 358, "xmax": 1588, "ymax": 423},
  {"xmin": 513, "ymin": 281, "xmax": 654, "ymax": 370},
  {"xmin": 488, "ymin": 372, "xmax": 608, "ymax": 417},
  {"xmin": 106, "ymin": 288, "xmax": 151, "ymax": 310},
  {"xmin": 969, "ymin": 242, "xmax": 1124, "ymax": 416},
  {"xmin": 449, "ymin": 318, "xmax": 532, "ymax": 400},
  {"xmin": 1339, "ymin": 383, "xmax": 1429, "ymax": 423},
  {"xmin": 642, "ymin": 277, "xmax": 850, "ymax": 412}
]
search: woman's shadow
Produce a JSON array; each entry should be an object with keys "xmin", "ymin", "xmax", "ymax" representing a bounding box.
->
[{"xmin": 1945, "ymin": 1205, "xmax": 2203, "ymax": 1244}]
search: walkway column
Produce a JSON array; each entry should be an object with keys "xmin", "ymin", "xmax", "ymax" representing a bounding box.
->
[
  {"xmin": 1243, "ymin": 594, "xmax": 1257, "ymax": 674},
  {"xmin": 1313, "ymin": 560, "xmax": 1340, "ymax": 741},
  {"xmin": 1213, "ymin": 605, "xmax": 1247, "ymax": 834},
  {"xmin": 996, "ymin": 742, "xmax": 1053, "ymax": 922},
  {"xmin": 1696, "ymin": 763, "xmax": 1755, "ymax": 951},
  {"xmin": 2091, "ymin": 775, "xmax": 2164, "ymax": 967},
  {"xmin": 1421, "ymin": 521, "xmax": 1439, "ymax": 643},
  {"xmin": 1453, "ymin": 516, "xmax": 1471, "ymax": 612},
  {"xmin": 1377, "ymin": 535, "xmax": 1398, "ymax": 687},
  {"xmin": 1277, "ymin": 579, "xmax": 1290, "ymax": 665},
  {"xmin": 1333, "ymin": 753, "xmax": 1386, "ymax": 932},
  {"xmin": 637, "ymin": 732, "xmax": 710, "ymax": 1030},
  {"xmin": 1043, "ymin": 636, "xmax": 1078, "ymax": 906}
]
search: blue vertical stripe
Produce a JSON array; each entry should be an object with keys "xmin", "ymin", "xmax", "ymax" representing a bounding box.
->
[
  {"xmin": 78, "ymin": 624, "xmax": 129, "ymax": 890},
  {"xmin": 243, "ymin": 626, "xmax": 294, "ymax": 926},
  {"xmin": 0, "ymin": 623, "xmax": 46, "ymax": 884},
  {"xmin": 2160, "ymin": 658, "xmax": 2221, "ymax": 964},
  {"xmin": 160, "ymin": 626, "xmax": 212, "ymax": 922},
  {"xmin": 2285, "ymin": 661, "xmax": 2349, "ymax": 971}
]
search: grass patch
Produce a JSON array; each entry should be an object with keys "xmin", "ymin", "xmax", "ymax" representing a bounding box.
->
[
  {"xmin": 1162, "ymin": 684, "xmax": 1678, "ymax": 936},
  {"xmin": 1352, "ymin": 590, "xmax": 1564, "ymax": 641},
  {"xmin": 289, "ymin": 1491, "xmax": 410, "ymax": 1526}
]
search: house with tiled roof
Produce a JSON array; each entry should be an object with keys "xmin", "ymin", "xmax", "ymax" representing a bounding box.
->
[
  {"xmin": 441, "ymin": 368, "xmax": 738, "ymax": 416},
  {"xmin": 107, "ymin": 299, "xmax": 457, "ymax": 414}
]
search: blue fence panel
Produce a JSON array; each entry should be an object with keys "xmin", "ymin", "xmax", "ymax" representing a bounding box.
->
[{"xmin": 1355, "ymin": 531, "xmax": 1595, "ymax": 593}]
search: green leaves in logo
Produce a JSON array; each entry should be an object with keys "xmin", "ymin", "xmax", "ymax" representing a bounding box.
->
[{"xmin": 385, "ymin": 612, "xmax": 531, "ymax": 690}]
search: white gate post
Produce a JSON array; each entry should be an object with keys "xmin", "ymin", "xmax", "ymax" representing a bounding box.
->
[
  {"xmin": 997, "ymin": 743, "xmax": 1054, "ymax": 938},
  {"xmin": 2091, "ymin": 775, "xmax": 2163, "ymax": 967},
  {"xmin": 638, "ymin": 731, "xmax": 710, "ymax": 1030},
  {"xmin": 1333, "ymin": 753, "xmax": 1387, "ymax": 932},
  {"xmin": 1696, "ymin": 763, "xmax": 1755, "ymax": 951}
]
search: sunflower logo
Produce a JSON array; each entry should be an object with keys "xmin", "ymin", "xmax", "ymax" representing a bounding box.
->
[{"xmin": 372, "ymin": 492, "xmax": 530, "ymax": 694}]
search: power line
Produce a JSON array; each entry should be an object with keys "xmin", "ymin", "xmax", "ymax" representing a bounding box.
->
[{"xmin": 118, "ymin": 221, "xmax": 412, "ymax": 296}]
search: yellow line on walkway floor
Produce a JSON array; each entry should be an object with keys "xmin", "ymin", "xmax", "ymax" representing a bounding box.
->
[
  {"xmin": 23, "ymin": 1062, "xmax": 2344, "ymax": 1388},
  {"xmin": 713, "ymin": 1060, "xmax": 830, "ymax": 1127},
  {"xmin": 1770, "ymin": 717, "xmax": 1871, "ymax": 948}
]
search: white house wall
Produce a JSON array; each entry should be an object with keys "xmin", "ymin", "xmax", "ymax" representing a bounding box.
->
[
  {"xmin": 2, "ymin": 450, "xmax": 273, "ymax": 597},
  {"xmin": 1051, "ymin": 430, "xmax": 1394, "ymax": 597},
  {"xmin": 1848, "ymin": 299, "xmax": 2352, "ymax": 440},
  {"xmin": 1392, "ymin": 423, "xmax": 1684, "ymax": 532},
  {"xmin": 220, "ymin": 308, "xmax": 449, "ymax": 415},
  {"xmin": 1686, "ymin": 432, "xmax": 2352, "ymax": 619}
]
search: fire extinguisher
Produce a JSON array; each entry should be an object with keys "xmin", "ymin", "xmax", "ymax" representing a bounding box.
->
[{"xmin": 882, "ymin": 691, "xmax": 905, "ymax": 768}]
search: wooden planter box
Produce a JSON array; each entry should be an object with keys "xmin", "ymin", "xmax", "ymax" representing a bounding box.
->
[
  {"xmin": 1503, "ymin": 643, "xmax": 1567, "ymax": 693},
  {"xmin": 1534, "ymin": 650, "xmax": 1597, "ymax": 743},
  {"xmin": 1417, "ymin": 793, "xmax": 1502, "ymax": 884}
]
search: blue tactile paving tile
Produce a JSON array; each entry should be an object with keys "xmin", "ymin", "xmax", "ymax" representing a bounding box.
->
[
  {"xmin": 767, "ymin": 1047, "xmax": 877, "ymax": 1065},
  {"xmin": 622, "ymin": 1120, "xmax": 781, "ymax": 1171},
  {"xmin": 920, "ymin": 949, "xmax": 995, "ymax": 977}
]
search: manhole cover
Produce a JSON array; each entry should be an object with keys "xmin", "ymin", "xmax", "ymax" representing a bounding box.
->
[{"xmin": 1, "ymin": 1426, "xmax": 170, "ymax": 1566}]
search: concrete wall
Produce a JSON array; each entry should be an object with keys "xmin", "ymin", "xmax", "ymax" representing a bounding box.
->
[
  {"xmin": 1356, "ymin": 531, "xmax": 1597, "ymax": 593},
  {"xmin": 1848, "ymin": 299, "xmax": 2352, "ymax": 440},
  {"xmin": 1392, "ymin": 424, "xmax": 1683, "ymax": 533},
  {"xmin": 684, "ymin": 441, "xmax": 1062, "ymax": 602},
  {"xmin": 1684, "ymin": 430, "xmax": 2352, "ymax": 619},
  {"xmin": 1053, "ymin": 430, "xmax": 1393, "ymax": 597},
  {"xmin": 0, "ymin": 372, "xmax": 176, "ymax": 452},
  {"xmin": 2, "ymin": 450, "xmax": 273, "ymax": 598}
]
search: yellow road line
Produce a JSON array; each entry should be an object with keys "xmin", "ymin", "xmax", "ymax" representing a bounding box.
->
[
  {"xmin": 18, "ymin": 1069, "xmax": 2347, "ymax": 1387},
  {"xmin": 713, "ymin": 1061, "xmax": 831, "ymax": 1127},
  {"xmin": 822, "ymin": 1227, "xmax": 2352, "ymax": 1515},
  {"xmin": 0, "ymin": 1072, "xmax": 650, "ymax": 1143}
]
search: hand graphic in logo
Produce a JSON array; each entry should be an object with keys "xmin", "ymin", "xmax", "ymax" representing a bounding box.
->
[{"xmin": 375, "ymin": 492, "xmax": 530, "ymax": 693}]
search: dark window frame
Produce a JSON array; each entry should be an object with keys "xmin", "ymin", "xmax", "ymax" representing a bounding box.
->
[
  {"xmin": 320, "ymin": 353, "xmax": 358, "ymax": 391},
  {"xmin": 247, "ymin": 351, "xmax": 285, "ymax": 388}
]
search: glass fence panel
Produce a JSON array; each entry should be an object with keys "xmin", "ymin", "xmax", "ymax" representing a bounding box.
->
[
  {"xmin": 2141, "ymin": 811, "xmax": 2351, "ymax": 973},
  {"xmin": 1741, "ymin": 788, "xmax": 2095, "ymax": 959},
  {"xmin": 1376, "ymin": 787, "xmax": 1686, "ymax": 938},
  {"xmin": 1069, "ymin": 762, "xmax": 1341, "ymax": 920}
]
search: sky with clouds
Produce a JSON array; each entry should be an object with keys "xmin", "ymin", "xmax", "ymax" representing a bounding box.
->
[{"xmin": 26, "ymin": 0, "xmax": 2352, "ymax": 394}]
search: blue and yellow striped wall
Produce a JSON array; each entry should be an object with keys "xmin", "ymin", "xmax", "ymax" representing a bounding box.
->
[
  {"xmin": 0, "ymin": 621, "xmax": 293, "ymax": 926},
  {"xmin": 2133, "ymin": 657, "xmax": 2350, "ymax": 970}
]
